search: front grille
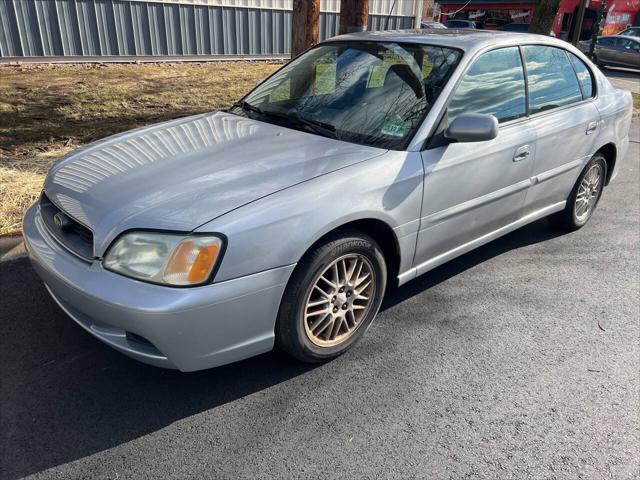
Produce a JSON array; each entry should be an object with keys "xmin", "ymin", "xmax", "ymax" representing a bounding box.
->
[{"xmin": 40, "ymin": 193, "xmax": 94, "ymax": 261}]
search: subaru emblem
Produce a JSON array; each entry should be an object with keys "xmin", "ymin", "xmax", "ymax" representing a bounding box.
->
[{"xmin": 53, "ymin": 212, "xmax": 72, "ymax": 231}]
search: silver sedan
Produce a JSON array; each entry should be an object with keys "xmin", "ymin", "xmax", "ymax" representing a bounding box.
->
[{"xmin": 23, "ymin": 30, "xmax": 633, "ymax": 371}]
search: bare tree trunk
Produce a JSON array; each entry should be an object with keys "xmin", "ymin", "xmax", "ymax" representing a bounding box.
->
[
  {"xmin": 528, "ymin": 0, "xmax": 561, "ymax": 35},
  {"xmin": 339, "ymin": 0, "xmax": 369, "ymax": 35},
  {"xmin": 291, "ymin": 0, "xmax": 320, "ymax": 58}
]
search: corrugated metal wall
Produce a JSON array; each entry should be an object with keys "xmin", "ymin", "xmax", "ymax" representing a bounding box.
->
[{"xmin": 0, "ymin": 0, "xmax": 416, "ymax": 57}]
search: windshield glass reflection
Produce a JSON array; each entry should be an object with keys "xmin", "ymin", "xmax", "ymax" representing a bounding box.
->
[
  {"xmin": 237, "ymin": 41, "xmax": 461, "ymax": 150},
  {"xmin": 448, "ymin": 47, "xmax": 526, "ymax": 123}
]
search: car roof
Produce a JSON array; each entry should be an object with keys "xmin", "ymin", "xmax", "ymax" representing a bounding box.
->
[
  {"xmin": 615, "ymin": 34, "xmax": 640, "ymax": 41},
  {"xmin": 600, "ymin": 34, "xmax": 640, "ymax": 41},
  {"xmin": 324, "ymin": 29, "xmax": 570, "ymax": 53}
]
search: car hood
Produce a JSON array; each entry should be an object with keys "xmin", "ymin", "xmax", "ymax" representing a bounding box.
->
[{"xmin": 43, "ymin": 111, "xmax": 385, "ymax": 255}]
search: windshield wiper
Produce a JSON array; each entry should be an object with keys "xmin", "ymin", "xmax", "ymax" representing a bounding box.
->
[
  {"xmin": 230, "ymin": 102, "xmax": 337, "ymax": 139},
  {"xmin": 230, "ymin": 99, "xmax": 263, "ymax": 115},
  {"xmin": 288, "ymin": 111, "xmax": 337, "ymax": 138}
]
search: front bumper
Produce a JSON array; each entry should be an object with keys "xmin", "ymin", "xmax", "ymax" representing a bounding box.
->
[{"xmin": 23, "ymin": 204, "xmax": 295, "ymax": 371}]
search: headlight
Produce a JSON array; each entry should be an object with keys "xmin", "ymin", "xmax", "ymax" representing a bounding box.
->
[{"xmin": 103, "ymin": 231, "xmax": 224, "ymax": 286}]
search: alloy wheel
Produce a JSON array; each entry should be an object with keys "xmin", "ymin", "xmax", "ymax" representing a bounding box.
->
[
  {"xmin": 303, "ymin": 254, "xmax": 376, "ymax": 347},
  {"xmin": 575, "ymin": 163, "xmax": 603, "ymax": 222}
]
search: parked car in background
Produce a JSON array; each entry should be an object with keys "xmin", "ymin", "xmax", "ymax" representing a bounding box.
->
[
  {"xmin": 618, "ymin": 26, "xmax": 640, "ymax": 37},
  {"xmin": 443, "ymin": 19, "xmax": 476, "ymax": 29},
  {"xmin": 421, "ymin": 21, "xmax": 447, "ymax": 29},
  {"xmin": 580, "ymin": 35, "xmax": 640, "ymax": 69},
  {"xmin": 478, "ymin": 18, "xmax": 509, "ymax": 30},
  {"xmin": 23, "ymin": 30, "xmax": 633, "ymax": 371},
  {"xmin": 502, "ymin": 23, "xmax": 530, "ymax": 33}
]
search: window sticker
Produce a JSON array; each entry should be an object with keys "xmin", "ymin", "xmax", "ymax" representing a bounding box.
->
[{"xmin": 381, "ymin": 118, "xmax": 408, "ymax": 137}]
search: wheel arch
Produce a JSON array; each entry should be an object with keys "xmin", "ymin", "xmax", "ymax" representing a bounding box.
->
[
  {"xmin": 298, "ymin": 218, "xmax": 402, "ymax": 287},
  {"xmin": 595, "ymin": 142, "xmax": 616, "ymax": 185}
]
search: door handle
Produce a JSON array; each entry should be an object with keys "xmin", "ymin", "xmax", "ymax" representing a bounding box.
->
[
  {"xmin": 513, "ymin": 145, "xmax": 531, "ymax": 162},
  {"xmin": 586, "ymin": 121, "xmax": 598, "ymax": 135}
]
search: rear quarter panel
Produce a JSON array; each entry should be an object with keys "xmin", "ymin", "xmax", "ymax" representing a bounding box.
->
[{"xmin": 592, "ymin": 69, "xmax": 633, "ymax": 182}]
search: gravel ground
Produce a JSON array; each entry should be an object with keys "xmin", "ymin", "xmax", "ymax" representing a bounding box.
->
[{"xmin": 1, "ymin": 123, "xmax": 638, "ymax": 480}]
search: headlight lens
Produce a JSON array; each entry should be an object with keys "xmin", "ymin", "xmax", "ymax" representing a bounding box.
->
[{"xmin": 103, "ymin": 232, "xmax": 224, "ymax": 286}]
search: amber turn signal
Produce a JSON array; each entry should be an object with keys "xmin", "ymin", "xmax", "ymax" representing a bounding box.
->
[{"xmin": 163, "ymin": 238, "xmax": 222, "ymax": 286}]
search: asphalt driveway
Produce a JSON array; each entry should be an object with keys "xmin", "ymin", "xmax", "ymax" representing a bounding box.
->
[
  {"xmin": 1, "ymin": 122, "xmax": 638, "ymax": 479},
  {"xmin": 605, "ymin": 68, "xmax": 640, "ymax": 94}
]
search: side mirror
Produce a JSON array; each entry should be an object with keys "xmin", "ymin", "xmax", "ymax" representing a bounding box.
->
[{"xmin": 445, "ymin": 113, "xmax": 499, "ymax": 143}]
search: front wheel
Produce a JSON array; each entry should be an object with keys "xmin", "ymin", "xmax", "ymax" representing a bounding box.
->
[
  {"xmin": 275, "ymin": 230, "xmax": 387, "ymax": 363},
  {"xmin": 549, "ymin": 153, "xmax": 607, "ymax": 230},
  {"xmin": 593, "ymin": 54, "xmax": 605, "ymax": 69}
]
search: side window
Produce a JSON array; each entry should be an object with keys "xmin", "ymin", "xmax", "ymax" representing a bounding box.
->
[
  {"xmin": 522, "ymin": 45, "xmax": 583, "ymax": 114},
  {"xmin": 619, "ymin": 38, "xmax": 640, "ymax": 52},
  {"xmin": 567, "ymin": 52, "xmax": 594, "ymax": 99},
  {"xmin": 448, "ymin": 47, "xmax": 526, "ymax": 123}
]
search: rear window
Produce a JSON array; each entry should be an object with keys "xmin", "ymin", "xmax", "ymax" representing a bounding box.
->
[
  {"xmin": 446, "ymin": 21, "xmax": 470, "ymax": 28},
  {"xmin": 522, "ymin": 45, "xmax": 583, "ymax": 114},
  {"xmin": 598, "ymin": 37, "xmax": 616, "ymax": 47},
  {"xmin": 567, "ymin": 52, "xmax": 594, "ymax": 99}
]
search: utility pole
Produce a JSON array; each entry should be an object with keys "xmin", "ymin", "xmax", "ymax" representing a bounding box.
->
[
  {"xmin": 291, "ymin": 0, "xmax": 320, "ymax": 58},
  {"xmin": 571, "ymin": 0, "xmax": 589, "ymax": 46},
  {"xmin": 339, "ymin": 0, "xmax": 369, "ymax": 35}
]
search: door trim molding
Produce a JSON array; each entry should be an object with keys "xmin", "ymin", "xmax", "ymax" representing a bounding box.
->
[
  {"xmin": 419, "ymin": 178, "xmax": 532, "ymax": 229},
  {"xmin": 397, "ymin": 201, "xmax": 566, "ymax": 285}
]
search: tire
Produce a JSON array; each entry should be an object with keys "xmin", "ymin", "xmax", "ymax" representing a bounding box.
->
[
  {"xmin": 548, "ymin": 153, "xmax": 607, "ymax": 231},
  {"xmin": 275, "ymin": 229, "xmax": 387, "ymax": 363}
]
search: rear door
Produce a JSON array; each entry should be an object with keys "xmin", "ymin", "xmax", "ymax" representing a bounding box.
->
[
  {"xmin": 414, "ymin": 47, "xmax": 535, "ymax": 273},
  {"xmin": 521, "ymin": 46, "xmax": 601, "ymax": 215}
]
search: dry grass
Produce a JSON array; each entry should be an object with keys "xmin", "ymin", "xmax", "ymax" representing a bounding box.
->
[{"xmin": 0, "ymin": 61, "xmax": 281, "ymax": 235}]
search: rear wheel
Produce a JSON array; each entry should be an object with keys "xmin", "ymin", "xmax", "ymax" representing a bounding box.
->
[
  {"xmin": 549, "ymin": 153, "xmax": 607, "ymax": 230},
  {"xmin": 275, "ymin": 230, "xmax": 387, "ymax": 363}
]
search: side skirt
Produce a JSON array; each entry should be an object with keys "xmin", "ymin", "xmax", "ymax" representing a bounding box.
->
[{"xmin": 396, "ymin": 201, "xmax": 566, "ymax": 286}]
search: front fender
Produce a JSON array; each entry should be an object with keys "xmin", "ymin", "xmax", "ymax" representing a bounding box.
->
[{"xmin": 197, "ymin": 150, "xmax": 425, "ymax": 282}]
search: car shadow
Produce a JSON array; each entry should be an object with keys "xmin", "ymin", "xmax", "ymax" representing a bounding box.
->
[
  {"xmin": 382, "ymin": 218, "xmax": 568, "ymax": 310},
  {"xmin": 0, "ymin": 218, "xmax": 568, "ymax": 479}
]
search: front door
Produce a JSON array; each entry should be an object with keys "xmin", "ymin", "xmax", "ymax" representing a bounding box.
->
[{"xmin": 414, "ymin": 47, "xmax": 535, "ymax": 275}]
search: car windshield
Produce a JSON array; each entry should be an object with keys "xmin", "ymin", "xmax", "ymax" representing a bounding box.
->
[
  {"xmin": 619, "ymin": 27, "xmax": 639, "ymax": 37},
  {"xmin": 233, "ymin": 41, "xmax": 461, "ymax": 149}
]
